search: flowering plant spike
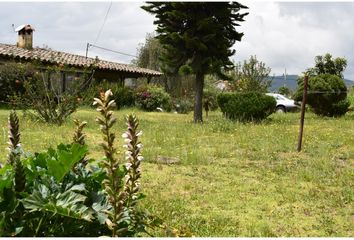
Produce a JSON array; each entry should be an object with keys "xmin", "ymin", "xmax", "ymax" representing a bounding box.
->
[{"xmin": 94, "ymin": 89, "xmax": 126, "ymax": 237}]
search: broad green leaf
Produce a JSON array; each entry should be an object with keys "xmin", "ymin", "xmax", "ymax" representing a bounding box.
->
[
  {"xmin": 69, "ymin": 183, "xmax": 86, "ymax": 192},
  {"xmin": 22, "ymin": 183, "xmax": 94, "ymax": 222},
  {"xmin": 31, "ymin": 152, "xmax": 48, "ymax": 169},
  {"xmin": 92, "ymin": 201, "xmax": 109, "ymax": 225},
  {"xmin": 0, "ymin": 165, "xmax": 13, "ymax": 197},
  {"xmin": 14, "ymin": 227, "xmax": 23, "ymax": 235},
  {"xmin": 47, "ymin": 143, "xmax": 88, "ymax": 182},
  {"xmin": 0, "ymin": 188, "xmax": 19, "ymax": 213},
  {"xmin": 92, "ymin": 192, "xmax": 110, "ymax": 224}
]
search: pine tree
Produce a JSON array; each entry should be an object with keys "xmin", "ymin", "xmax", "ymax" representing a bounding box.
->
[{"xmin": 142, "ymin": 2, "xmax": 248, "ymax": 122}]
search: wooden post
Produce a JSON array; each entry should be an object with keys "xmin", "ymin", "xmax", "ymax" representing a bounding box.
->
[
  {"xmin": 61, "ymin": 72, "xmax": 66, "ymax": 93},
  {"xmin": 119, "ymin": 76, "xmax": 125, "ymax": 87},
  {"xmin": 297, "ymin": 75, "xmax": 309, "ymax": 152}
]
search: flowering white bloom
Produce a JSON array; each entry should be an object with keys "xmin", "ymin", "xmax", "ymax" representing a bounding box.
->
[
  {"xmin": 125, "ymin": 162, "xmax": 132, "ymax": 170},
  {"xmin": 122, "ymin": 133, "xmax": 129, "ymax": 138},
  {"xmin": 105, "ymin": 89, "xmax": 113, "ymax": 99},
  {"xmin": 92, "ymin": 98, "xmax": 102, "ymax": 106}
]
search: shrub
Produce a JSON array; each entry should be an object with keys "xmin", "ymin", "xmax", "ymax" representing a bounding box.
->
[
  {"xmin": 80, "ymin": 81, "xmax": 134, "ymax": 109},
  {"xmin": 171, "ymin": 88, "xmax": 219, "ymax": 115},
  {"xmin": 277, "ymin": 86, "xmax": 292, "ymax": 97},
  {"xmin": 14, "ymin": 73, "xmax": 81, "ymax": 126},
  {"xmin": 217, "ymin": 92, "xmax": 276, "ymax": 121},
  {"xmin": 348, "ymin": 87, "xmax": 354, "ymax": 111},
  {"xmin": 0, "ymin": 62, "xmax": 29, "ymax": 107},
  {"xmin": 135, "ymin": 85, "xmax": 172, "ymax": 112},
  {"xmin": 114, "ymin": 86, "xmax": 135, "ymax": 109},
  {"xmin": 174, "ymin": 98, "xmax": 193, "ymax": 114},
  {"xmin": 294, "ymin": 74, "xmax": 349, "ymax": 117},
  {"xmin": 0, "ymin": 91, "xmax": 157, "ymax": 237},
  {"xmin": 80, "ymin": 81, "xmax": 104, "ymax": 106},
  {"xmin": 4, "ymin": 63, "xmax": 92, "ymax": 125},
  {"xmin": 203, "ymin": 89, "xmax": 219, "ymax": 111}
]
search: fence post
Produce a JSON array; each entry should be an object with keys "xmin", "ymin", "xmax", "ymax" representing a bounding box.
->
[{"xmin": 297, "ymin": 75, "xmax": 309, "ymax": 152}]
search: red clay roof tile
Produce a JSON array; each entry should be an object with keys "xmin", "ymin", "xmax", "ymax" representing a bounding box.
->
[{"xmin": 0, "ymin": 43, "xmax": 162, "ymax": 77}]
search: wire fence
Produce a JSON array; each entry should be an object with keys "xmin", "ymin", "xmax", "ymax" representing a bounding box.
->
[
  {"xmin": 1, "ymin": 91, "xmax": 352, "ymax": 106},
  {"xmin": 305, "ymin": 91, "xmax": 351, "ymax": 94}
]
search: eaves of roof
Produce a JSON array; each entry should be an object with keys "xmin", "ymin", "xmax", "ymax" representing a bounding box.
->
[{"xmin": 0, "ymin": 43, "xmax": 162, "ymax": 77}]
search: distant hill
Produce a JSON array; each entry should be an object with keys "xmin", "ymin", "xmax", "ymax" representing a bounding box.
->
[{"xmin": 269, "ymin": 75, "xmax": 354, "ymax": 91}]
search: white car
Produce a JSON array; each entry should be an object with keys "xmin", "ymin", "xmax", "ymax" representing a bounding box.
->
[{"xmin": 266, "ymin": 93, "xmax": 299, "ymax": 113}]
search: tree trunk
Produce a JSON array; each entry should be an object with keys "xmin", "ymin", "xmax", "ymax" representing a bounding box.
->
[{"xmin": 194, "ymin": 72, "xmax": 204, "ymax": 123}]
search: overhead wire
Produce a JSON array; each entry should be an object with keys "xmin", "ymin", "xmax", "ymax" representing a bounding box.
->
[
  {"xmin": 93, "ymin": 1, "xmax": 113, "ymax": 45},
  {"xmin": 87, "ymin": 1, "xmax": 137, "ymax": 59},
  {"xmin": 88, "ymin": 43, "xmax": 137, "ymax": 58}
]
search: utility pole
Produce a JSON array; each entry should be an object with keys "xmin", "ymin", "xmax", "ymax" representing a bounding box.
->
[
  {"xmin": 297, "ymin": 75, "xmax": 309, "ymax": 152},
  {"xmin": 85, "ymin": 43, "xmax": 90, "ymax": 58}
]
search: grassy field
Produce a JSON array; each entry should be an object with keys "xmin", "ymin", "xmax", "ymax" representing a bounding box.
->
[{"xmin": 0, "ymin": 108, "xmax": 353, "ymax": 236}]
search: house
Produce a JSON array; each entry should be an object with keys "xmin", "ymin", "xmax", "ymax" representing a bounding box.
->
[{"xmin": 0, "ymin": 24, "xmax": 162, "ymax": 92}]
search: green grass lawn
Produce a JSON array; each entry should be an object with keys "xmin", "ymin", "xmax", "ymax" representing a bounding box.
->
[{"xmin": 0, "ymin": 108, "xmax": 353, "ymax": 236}]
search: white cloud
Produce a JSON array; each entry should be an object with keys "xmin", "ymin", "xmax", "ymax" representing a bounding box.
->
[
  {"xmin": 0, "ymin": 1, "xmax": 353, "ymax": 80},
  {"xmin": 234, "ymin": 2, "xmax": 354, "ymax": 79},
  {"xmin": 0, "ymin": 2, "xmax": 153, "ymax": 63}
]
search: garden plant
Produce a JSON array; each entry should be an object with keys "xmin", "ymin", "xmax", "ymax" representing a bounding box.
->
[
  {"xmin": 80, "ymin": 80, "xmax": 135, "ymax": 110},
  {"xmin": 0, "ymin": 105, "xmax": 352, "ymax": 236},
  {"xmin": 135, "ymin": 84, "xmax": 172, "ymax": 112},
  {"xmin": 0, "ymin": 90, "xmax": 155, "ymax": 237},
  {"xmin": 1, "ymin": 62, "xmax": 95, "ymax": 125},
  {"xmin": 295, "ymin": 74, "xmax": 350, "ymax": 117},
  {"xmin": 217, "ymin": 91, "xmax": 276, "ymax": 121},
  {"xmin": 294, "ymin": 53, "xmax": 350, "ymax": 117},
  {"xmin": 230, "ymin": 55, "xmax": 272, "ymax": 93}
]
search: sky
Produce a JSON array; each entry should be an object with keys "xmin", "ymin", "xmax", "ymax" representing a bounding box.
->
[{"xmin": 0, "ymin": 1, "xmax": 354, "ymax": 80}]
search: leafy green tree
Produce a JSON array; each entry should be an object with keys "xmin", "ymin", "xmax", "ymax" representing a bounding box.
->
[
  {"xmin": 278, "ymin": 86, "xmax": 292, "ymax": 97},
  {"xmin": 309, "ymin": 53, "xmax": 347, "ymax": 77},
  {"xmin": 142, "ymin": 2, "xmax": 248, "ymax": 122},
  {"xmin": 132, "ymin": 33, "xmax": 183, "ymax": 95},
  {"xmin": 231, "ymin": 55, "xmax": 272, "ymax": 93},
  {"xmin": 132, "ymin": 33, "xmax": 163, "ymax": 72},
  {"xmin": 295, "ymin": 53, "xmax": 349, "ymax": 117}
]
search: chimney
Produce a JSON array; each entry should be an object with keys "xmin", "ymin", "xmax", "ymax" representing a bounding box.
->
[{"xmin": 15, "ymin": 24, "xmax": 35, "ymax": 50}]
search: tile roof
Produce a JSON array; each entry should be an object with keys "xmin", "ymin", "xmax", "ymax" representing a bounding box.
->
[{"xmin": 0, "ymin": 43, "xmax": 162, "ymax": 77}]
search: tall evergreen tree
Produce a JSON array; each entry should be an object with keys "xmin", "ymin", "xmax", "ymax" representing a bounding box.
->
[{"xmin": 142, "ymin": 2, "xmax": 248, "ymax": 122}]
